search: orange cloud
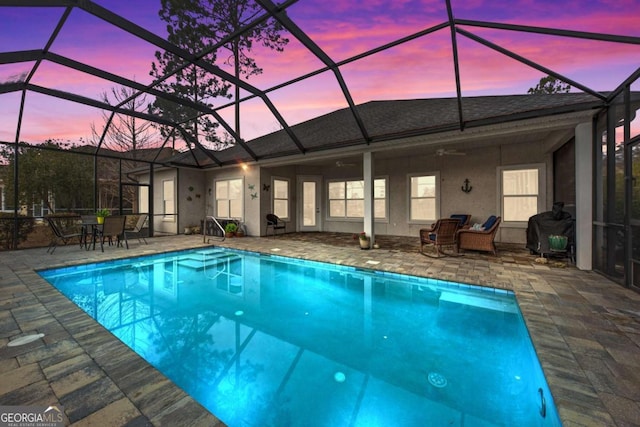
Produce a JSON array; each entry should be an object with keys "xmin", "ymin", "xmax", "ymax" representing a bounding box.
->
[{"xmin": 2, "ymin": 0, "xmax": 638, "ymax": 144}]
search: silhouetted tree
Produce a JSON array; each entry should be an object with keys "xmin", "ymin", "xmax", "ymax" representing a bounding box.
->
[
  {"xmin": 149, "ymin": 0, "xmax": 289, "ymax": 149},
  {"xmin": 91, "ymin": 86, "xmax": 158, "ymax": 157},
  {"xmin": 89, "ymin": 86, "xmax": 161, "ymax": 212},
  {"xmin": 528, "ymin": 75, "xmax": 571, "ymax": 94}
]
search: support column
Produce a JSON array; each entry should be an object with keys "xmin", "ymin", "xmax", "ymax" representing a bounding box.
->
[
  {"xmin": 363, "ymin": 152, "xmax": 374, "ymax": 248},
  {"xmin": 575, "ymin": 122, "xmax": 593, "ymax": 270}
]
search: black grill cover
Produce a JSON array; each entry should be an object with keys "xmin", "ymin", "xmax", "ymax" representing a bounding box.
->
[{"xmin": 526, "ymin": 203, "xmax": 574, "ymax": 254}]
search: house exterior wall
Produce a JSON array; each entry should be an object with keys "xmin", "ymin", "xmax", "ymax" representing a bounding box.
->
[
  {"xmin": 314, "ymin": 141, "xmax": 549, "ymax": 244},
  {"xmin": 260, "ymin": 165, "xmax": 298, "ymax": 235},
  {"xmin": 243, "ymin": 166, "xmax": 261, "ymax": 236},
  {"xmin": 138, "ymin": 116, "xmax": 590, "ymax": 262},
  {"xmin": 498, "ymin": 141, "xmax": 551, "ymax": 244},
  {"xmin": 178, "ymin": 168, "xmax": 206, "ymax": 233},
  {"xmin": 204, "ymin": 166, "xmax": 261, "ymax": 236},
  {"xmin": 174, "ymin": 120, "xmax": 587, "ymax": 246}
]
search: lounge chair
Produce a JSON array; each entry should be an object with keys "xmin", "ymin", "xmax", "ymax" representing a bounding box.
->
[
  {"xmin": 456, "ymin": 216, "xmax": 502, "ymax": 255},
  {"xmin": 125, "ymin": 213, "xmax": 148, "ymax": 245},
  {"xmin": 265, "ymin": 214, "xmax": 286, "ymax": 236},
  {"xmin": 46, "ymin": 216, "xmax": 83, "ymax": 254},
  {"xmin": 98, "ymin": 215, "xmax": 128, "ymax": 252},
  {"xmin": 420, "ymin": 218, "xmax": 462, "ymax": 257}
]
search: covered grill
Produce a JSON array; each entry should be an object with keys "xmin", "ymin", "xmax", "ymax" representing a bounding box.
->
[{"xmin": 526, "ymin": 203, "xmax": 575, "ymax": 257}]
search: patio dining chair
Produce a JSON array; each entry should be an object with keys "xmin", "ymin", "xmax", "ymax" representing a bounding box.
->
[
  {"xmin": 98, "ymin": 215, "xmax": 128, "ymax": 252},
  {"xmin": 46, "ymin": 216, "xmax": 83, "ymax": 254},
  {"xmin": 419, "ymin": 218, "xmax": 462, "ymax": 258}
]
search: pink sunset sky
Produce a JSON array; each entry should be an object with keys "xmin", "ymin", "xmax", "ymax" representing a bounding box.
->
[{"xmin": 0, "ymin": 0, "xmax": 639, "ymax": 148}]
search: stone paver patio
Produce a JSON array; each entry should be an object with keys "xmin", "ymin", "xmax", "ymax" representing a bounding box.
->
[{"xmin": 1, "ymin": 233, "xmax": 639, "ymax": 426}]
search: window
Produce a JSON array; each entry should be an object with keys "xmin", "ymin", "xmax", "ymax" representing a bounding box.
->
[
  {"xmin": 500, "ymin": 166, "xmax": 544, "ymax": 222},
  {"xmin": 410, "ymin": 174, "xmax": 437, "ymax": 221},
  {"xmin": 273, "ymin": 178, "xmax": 289, "ymax": 219},
  {"xmin": 373, "ymin": 178, "xmax": 387, "ymax": 219},
  {"xmin": 162, "ymin": 179, "xmax": 175, "ymax": 221},
  {"xmin": 328, "ymin": 178, "xmax": 386, "ymax": 219},
  {"xmin": 215, "ymin": 178, "xmax": 243, "ymax": 219}
]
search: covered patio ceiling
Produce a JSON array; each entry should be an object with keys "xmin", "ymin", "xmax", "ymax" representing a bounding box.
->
[{"xmin": 1, "ymin": 0, "xmax": 639, "ymax": 169}]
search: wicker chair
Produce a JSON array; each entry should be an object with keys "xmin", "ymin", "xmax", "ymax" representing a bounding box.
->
[
  {"xmin": 423, "ymin": 214, "xmax": 471, "ymax": 232},
  {"xmin": 265, "ymin": 213, "xmax": 286, "ymax": 236},
  {"xmin": 420, "ymin": 218, "xmax": 463, "ymax": 257},
  {"xmin": 456, "ymin": 216, "xmax": 502, "ymax": 255}
]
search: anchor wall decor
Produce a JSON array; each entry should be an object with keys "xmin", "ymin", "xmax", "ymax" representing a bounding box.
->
[{"xmin": 461, "ymin": 178, "xmax": 473, "ymax": 193}]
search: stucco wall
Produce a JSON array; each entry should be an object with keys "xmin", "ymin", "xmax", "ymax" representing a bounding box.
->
[
  {"xmin": 199, "ymin": 140, "xmax": 553, "ymax": 244},
  {"xmin": 317, "ymin": 141, "xmax": 550, "ymax": 244},
  {"xmin": 203, "ymin": 166, "xmax": 261, "ymax": 236},
  {"xmin": 260, "ymin": 165, "xmax": 298, "ymax": 235},
  {"xmin": 178, "ymin": 168, "xmax": 206, "ymax": 233}
]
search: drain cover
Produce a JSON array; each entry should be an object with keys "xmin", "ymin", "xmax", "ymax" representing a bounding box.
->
[
  {"xmin": 7, "ymin": 333, "xmax": 45, "ymax": 347},
  {"xmin": 427, "ymin": 372, "xmax": 448, "ymax": 388}
]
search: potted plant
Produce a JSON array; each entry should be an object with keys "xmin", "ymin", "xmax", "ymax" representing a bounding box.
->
[
  {"xmin": 235, "ymin": 221, "xmax": 246, "ymax": 237},
  {"xmin": 96, "ymin": 208, "xmax": 110, "ymax": 225},
  {"xmin": 358, "ymin": 232, "xmax": 370, "ymax": 249},
  {"xmin": 224, "ymin": 222, "xmax": 238, "ymax": 237}
]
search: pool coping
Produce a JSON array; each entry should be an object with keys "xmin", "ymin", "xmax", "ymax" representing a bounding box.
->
[{"xmin": 1, "ymin": 235, "xmax": 639, "ymax": 426}]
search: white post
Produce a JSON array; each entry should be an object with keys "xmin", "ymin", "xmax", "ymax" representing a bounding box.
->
[
  {"xmin": 363, "ymin": 152, "xmax": 374, "ymax": 248},
  {"xmin": 575, "ymin": 122, "xmax": 593, "ymax": 270}
]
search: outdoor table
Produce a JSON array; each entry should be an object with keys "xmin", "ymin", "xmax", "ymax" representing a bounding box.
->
[{"xmin": 81, "ymin": 221, "xmax": 103, "ymax": 251}]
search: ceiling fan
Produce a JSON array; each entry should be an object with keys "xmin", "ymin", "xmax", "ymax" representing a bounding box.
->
[{"xmin": 435, "ymin": 148, "xmax": 465, "ymax": 156}]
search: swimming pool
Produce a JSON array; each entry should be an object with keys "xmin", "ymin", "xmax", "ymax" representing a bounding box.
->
[{"xmin": 39, "ymin": 247, "xmax": 561, "ymax": 427}]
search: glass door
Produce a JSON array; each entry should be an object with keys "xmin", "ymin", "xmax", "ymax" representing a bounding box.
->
[{"xmin": 298, "ymin": 176, "xmax": 321, "ymax": 232}]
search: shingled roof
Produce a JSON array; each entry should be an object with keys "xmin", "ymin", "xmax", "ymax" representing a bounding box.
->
[{"xmin": 167, "ymin": 92, "xmax": 606, "ymax": 168}]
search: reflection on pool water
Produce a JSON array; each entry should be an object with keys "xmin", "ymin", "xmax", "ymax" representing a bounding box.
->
[{"xmin": 40, "ymin": 247, "xmax": 561, "ymax": 427}]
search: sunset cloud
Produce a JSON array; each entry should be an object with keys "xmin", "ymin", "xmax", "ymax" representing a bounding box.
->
[{"xmin": 1, "ymin": 0, "xmax": 638, "ymax": 144}]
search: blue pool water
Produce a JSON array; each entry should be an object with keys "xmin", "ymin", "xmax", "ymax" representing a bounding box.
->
[{"xmin": 39, "ymin": 247, "xmax": 561, "ymax": 427}]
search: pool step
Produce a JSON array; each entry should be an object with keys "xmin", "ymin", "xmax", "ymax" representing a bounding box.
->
[
  {"xmin": 439, "ymin": 291, "xmax": 518, "ymax": 313},
  {"xmin": 178, "ymin": 251, "xmax": 239, "ymax": 270}
]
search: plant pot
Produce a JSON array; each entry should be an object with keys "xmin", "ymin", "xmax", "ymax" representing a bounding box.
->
[
  {"xmin": 97, "ymin": 216, "xmax": 105, "ymax": 225},
  {"xmin": 225, "ymin": 232, "xmax": 235, "ymax": 238},
  {"xmin": 548, "ymin": 235, "xmax": 568, "ymax": 251},
  {"xmin": 359, "ymin": 238, "xmax": 370, "ymax": 249},
  {"xmin": 236, "ymin": 231, "xmax": 245, "ymax": 237}
]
